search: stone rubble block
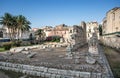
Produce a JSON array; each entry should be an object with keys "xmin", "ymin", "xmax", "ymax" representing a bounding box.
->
[
  {"xmin": 66, "ymin": 70, "xmax": 74, "ymax": 76},
  {"xmin": 50, "ymin": 74, "xmax": 56, "ymax": 78},
  {"xmin": 57, "ymin": 69, "xmax": 68, "ymax": 75},
  {"xmin": 0, "ymin": 62, "xmax": 103, "ymax": 78},
  {"xmin": 22, "ymin": 70, "xmax": 27, "ymax": 74},
  {"xmin": 36, "ymin": 72, "xmax": 41, "ymax": 76},
  {"xmin": 10, "ymin": 47, "xmax": 25, "ymax": 53},
  {"xmin": 52, "ymin": 45, "xmax": 55, "ymax": 48},
  {"xmin": 43, "ymin": 67, "xmax": 48, "ymax": 72},
  {"xmin": 27, "ymin": 52, "xmax": 36, "ymax": 58},
  {"xmin": 22, "ymin": 65, "xmax": 29, "ymax": 69},
  {"xmin": 92, "ymin": 73, "xmax": 102, "ymax": 78},
  {"xmin": 21, "ymin": 51, "xmax": 30, "ymax": 54},
  {"xmin": 38, "ymin": 66, "xmax": 48, "ymax": 72},
  {"xmin": 44, "ymin": 73, "xmax": 51, "ymax": 78},
  {"xmin": 55, "ymin": 74, "xmax": 61, "ymax": 78},
  {"xmin": 41, "ymin": 72, "xmax": 45, "ymax": 77},
  {"xmin": 73, "ymin": 71, "xmax": 80, "ymax": 77},
  {"xmin": 79, "ymin": 72, "xmax": 90, "ymax": 78},
  {"xmin": 48, "ymin": 68, "xmax": 58, "ymax": 74},
  {"xmin": 33, "ymin": 66, "xmax": 40, "ymax": 71},
  {"xmin": 24, "ymin": 47, "xmax": 29, "ymax": 51},
  {"xmin": 61, "ymin": 75, "xmax": 74, "ymax": 78}
]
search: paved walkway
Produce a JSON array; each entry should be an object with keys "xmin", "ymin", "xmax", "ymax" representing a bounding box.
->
[{"xmin": 98, "ymin": 44, "xmax": 114, "ymax": 78}]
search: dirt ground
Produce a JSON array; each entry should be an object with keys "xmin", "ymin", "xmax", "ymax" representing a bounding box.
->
[
  {"xmin": 0, "ymin": 45, "xmax": 91, "ymax": 70},
  {"xmin": 103, "ymin": 45, "xmax": 120, "ymax": 78}
]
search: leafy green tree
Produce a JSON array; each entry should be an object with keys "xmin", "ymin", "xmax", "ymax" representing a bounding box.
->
[
  {"xmin": 35, "ymin": 29, "xmax": 46, "ymax": 43},
  {"xmin": 99, "ymin": 24, "xmax": 102, "ymax": 36}
]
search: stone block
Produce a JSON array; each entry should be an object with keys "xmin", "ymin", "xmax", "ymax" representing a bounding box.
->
[
  {"xmin": 45, "ymin": 73, "xmax": 51, "ymax": 78},
  {"xmin": 38, "ymin": 67, "xmax": 44, "ymax": 72},
  {"xmin": 45, "ymin": 48, "xmax": 53, "ymax": 51},
  {"xmin": 24, "ymin": 47, "xmax": 29, "ymax": 51},
  {"xmin": 38, "ymin": 67, "xmax": 48, "ymax": 72},
  {"xmin": 10, "ymin": 47, "xmax": 24, "ymax": 53},
  {"xmin": 57, "ymin": 69, "xmax": 67, "ymax": 75},
  {"xmin": 50, "ymin": 74, "xmax": 56, "ymax": 78},
  {"xmin": 55, "ymin": 75, "xmax": 61, "ymax": 78},
  {"xmin": 48, "ymin": 68, "xmax": 58, "ymax": 74},
  {"xmin": 10, "ymin": 48, "xmax": 15, "ymax": 52},
  {"xmin": 44, "ymin": 67, "xmax": 48, "ymax": 72},
  {"xmin": 36, "ymin": 72, "xmax": 41, "ymax": 76},
  {"xmin": 40, "ymin": 72, "xmax": 45, "ymax": 77},
  {"xmin": 27, "ymin": 52, "xmax": 36, "ymax": 58},
  {"xmin": 74, "ymin": 71, "xmax": 80, "ymax": 77},
  {"xmin": 86, "ymin": 56, "xmax": 96, "ymax": 64},
  {"xmin": 22, "ymin": 51, "xmax": 30, "ymax": 54},
  {"xmin": 79, "ymin": 72, "xmax": 90, "ymax": 78}
]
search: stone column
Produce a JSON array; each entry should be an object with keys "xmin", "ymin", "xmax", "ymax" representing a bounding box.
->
[
  {"xmin": 86, "ymin": 33, "xmax": 99, "ymax": 64},
  {"xmin": 66, "ymin": 44, "xmax": 73, "ymax": 59}
]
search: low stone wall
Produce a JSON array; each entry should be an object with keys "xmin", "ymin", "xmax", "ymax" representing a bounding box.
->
[
  {"xmin": 100, "ymin": 36, "xmax": 120, "ymax": 50},
  {"xmin": 10, "ymin": 43, "xmax": 67, "ymax": 53},
  {"xmin": 0, "ymin": 62, "xmax": 102, "ymax": 78}
]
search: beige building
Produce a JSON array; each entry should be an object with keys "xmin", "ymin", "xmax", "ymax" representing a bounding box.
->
[
  {"xmin": 86, "ymin": 22, "xmax": 99, "ymax": 41},
  {"xmin": 42, "ymin": 22, "xmax": 87, "ymax": 48},
  {"xmin": 102, "ymin": 7, "xmax": 120, "ymax": 34},
  {"xmin": 101, "ymin": 7, "xmax": 120, "ymax": 50}
]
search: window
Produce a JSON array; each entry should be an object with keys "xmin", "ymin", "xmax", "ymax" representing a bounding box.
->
[
  {"xmin": 88, "ymin": 34, "xmax": 89, "ymax": 37},
  {"xmin": 89, "ymin": 29, "xmax": 91, "ymax": 33},
  {"xmin": 70, "ymin": 30, "xmax": 72, "ymax": 33},
  {"xmin": 113, "ymin": 13, "xmax": 115, "ymax": 20}
]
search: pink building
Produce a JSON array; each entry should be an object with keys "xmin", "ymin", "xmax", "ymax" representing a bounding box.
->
[{"xmin": 43, "ymin": 24, "xmax": 69, "ymax": 38}]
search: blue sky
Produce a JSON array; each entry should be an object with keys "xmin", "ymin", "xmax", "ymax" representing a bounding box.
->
[{"xmin": 0, "ymin": 0, "xmax": 120, "ymax": 28}]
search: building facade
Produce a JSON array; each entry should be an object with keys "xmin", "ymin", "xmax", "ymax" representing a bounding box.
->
[
  {"xmin": 101, "ymin": 7, "xmax": 120, "ymax": 50},
  {"xmin": 42, "ymin": 24, "xmax": 68, "ymax": 38},
  {"xmin": 102, "ymin": 7, "xmax": 120, "ymax": 34},
  {"xmin": 86, "ymin": 22, "xmax": 99, "ymax": 41},
  {"xmin": 42, "ymin": 22, "xmax": 87, "ymax": 50}
]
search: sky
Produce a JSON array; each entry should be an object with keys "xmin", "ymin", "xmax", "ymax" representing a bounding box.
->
[{"xmin": 0, "ymin": 0, "xmax": 120, "ymax": 28}]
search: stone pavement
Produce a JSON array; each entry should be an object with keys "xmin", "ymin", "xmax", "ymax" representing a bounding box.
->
[{"xmin": 98, "ymin": 44, "xmax": 114, "ymax": 78}]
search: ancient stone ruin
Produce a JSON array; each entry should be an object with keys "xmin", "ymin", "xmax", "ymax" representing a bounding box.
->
[{"xmin": 86, "ymin": 33, "xmax": 99, "ymax": 64}]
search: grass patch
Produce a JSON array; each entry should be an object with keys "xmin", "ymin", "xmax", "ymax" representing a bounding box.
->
[
  {"xmin": 0, "ymin": 47, "xmax": 6, "ymax": 52},
  {"xmin": 103, "ymin": 45, "xmax": 120, "ymax": 78}
]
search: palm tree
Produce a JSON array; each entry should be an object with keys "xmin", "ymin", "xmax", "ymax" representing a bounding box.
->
[
  {"xmin": 0, "ymin": 13, "xmax": 13, "ymax": 39},
  {"xmin": 35, "ymin": 29, "xmax": 46, "ymax": 43},
  {"xmin": 0, "ymin": 13, "xmax": 31, "ymax": 40},
  {"xmin": 16, "ymin": 15, "xmax": 31, "ymax": 39}
]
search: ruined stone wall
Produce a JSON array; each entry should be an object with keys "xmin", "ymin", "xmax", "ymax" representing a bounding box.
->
[
  {"xmin": 100, "ymin": 36, "xmax": 120, "ymax": 50},
  {"xmin": 0, "ymin": 62, "xmax": 102, "ymax": 78}
]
